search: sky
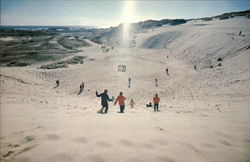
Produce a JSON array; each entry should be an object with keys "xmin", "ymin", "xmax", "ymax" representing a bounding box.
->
[{"xmin": 1, "ymin": 0, "xmax": 250, "ymax": 28}]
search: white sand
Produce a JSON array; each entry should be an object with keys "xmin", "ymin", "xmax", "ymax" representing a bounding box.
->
[{"xmin": 1, "ymin": 17, "xmax": 250, "ymax": 162}]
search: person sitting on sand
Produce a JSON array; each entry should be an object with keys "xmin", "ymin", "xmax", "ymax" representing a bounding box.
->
[
  {"xmin": 96, "ymin": 89, "xmax": 113, "ymax": 114},
  {"xmin": 153, "ymin": 94, "xmax": 160, "ymax": 112},
  {"xmin": 146, "ymin": 102, "xmax": 152, "ymax": 107},
  {"xmin": 54, "ymin": 80, "xmax": 60, "ymax": 88},
  {"xmin": 114, "ymin": 92, "xmax": 126, "ymax": 113},
  {"xmin": 130, "ymin": 99, "xmax": 135, "ymax": 108}
]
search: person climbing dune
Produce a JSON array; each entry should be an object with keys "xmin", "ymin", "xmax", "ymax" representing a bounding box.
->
[
  {"xmin": 155, "ymin": 78, "xmax": 158, "ymax": 87},
  {"xmin": 114, "ymin": 92, "xmax": 126, "ymax": 113},
  {"xmin": 128, "ymin": 77, "xmax": 131, "ymax": 88},
  {"xmin": 130, "ymin": 99, "xmax": 135, "ymax": 108},
  {"xmin": 96, "ymin": 89, "xmax": 113, "ymax": 114}
]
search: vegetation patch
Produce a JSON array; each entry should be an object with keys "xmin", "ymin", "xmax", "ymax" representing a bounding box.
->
[
  {"xmin": 0, "ymin": 30, "xmax": 88, "ymax": 67},
  {"xmin": 39, "ymin": 56, "xmax": 86, "ymax": 69},
  {"xmin": 57, "ymin": 36, "xmax": 91, "ymax": 50}
]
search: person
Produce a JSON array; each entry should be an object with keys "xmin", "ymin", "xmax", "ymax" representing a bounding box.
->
[
  {"xmin": 128, "ymin": 77, "xmax": 131, "ymax": 88},
  {"xmin": 81, "ymin": 82, "xmax": 85, "ymax": 91},
  {"xmin": 114, "ymin": 92, "xmax": 126, "ymax": 113},
  {"xmin": 239, "ymin": 31, "xmax": 242, "ymax": 36},
  {"xmin": 118, "ymin": 65, "xmax": 122, "ymax": 72},
  {"xmin": 122, "ymin": 65, "xmax": 126, "ymax": 72},
  {"xmin": 54, "ymin": 80, "xmax": 60, "ymax": 88},
  {"xmin": 155, "ymin": 78, "xmax": 158, "ymax": 87},
  {"xmin": 96, "ymin": 89, "xmax": 113, "ymax": 114},
  {"xmin": 194, "ymin": 65, "xmax": 197, "ymax": 70},
  {"xmin": 130, "ymin": 99, "xmax": 135, "ymax": 108},
  {"xmin": 166, "ymin": 68, "xmax": 169, "ymax": 75},
  {"xmin": 146, "ymin": 102, "xmax": 152, "ymax": 107},
  {"xmin": 78, "ymin": 83, "xmax": 84, "ymax": 95},
  {"xmin": 153, "ymin": 94, "xmax": 160, "ymax": 112}
]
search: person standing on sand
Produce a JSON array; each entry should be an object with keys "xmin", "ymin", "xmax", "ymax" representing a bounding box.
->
[
  {"xmin": 114, "ymin": 92, "xmax": 126, "ymax": 113},
  {"xmin": 128, "ymin": 77, "xmax": 131, "ymax": 88},
  {"xmin": 96, "ymin": 89, "xmax": 113, "ymax": 114},
  {"xmin": 130, "ymin": 99, "xmax": 135, "ymax": 108},
  {"xmin": 155, "ymin": 78, "xmax": 158, "ymax": 87},
  {"xmin": 166, "ymin": 68, "xmax": 169, "ymax": 75},
  {"xmin": 153, "ymin": 94, "xmax": 160, "ymax": 112},
  {"xmin": 81, "ymin": 82, "xmax": 85, "ymax": 91},
  {"xmin": 118, "ymin": 65, "xmax": 122, "ymax": 72}
]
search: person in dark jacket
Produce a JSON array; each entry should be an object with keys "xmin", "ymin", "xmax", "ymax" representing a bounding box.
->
[{"xmin": 96, "ymin": 89, "xmax": 113, "ymax": 113}]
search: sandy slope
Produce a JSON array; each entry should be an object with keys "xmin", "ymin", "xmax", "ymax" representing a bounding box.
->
[{"xmin": 0, "ymin": 18, "xmax": 250, "ymax": 162}]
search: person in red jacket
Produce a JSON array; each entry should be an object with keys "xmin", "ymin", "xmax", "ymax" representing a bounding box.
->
[
  {"xmin": 153, "ymin": 94, "xmax": 160, "ymax": 112},
  {"xmin": 114, "ymin": 92, "xmax": 126, "ymax": 113}
]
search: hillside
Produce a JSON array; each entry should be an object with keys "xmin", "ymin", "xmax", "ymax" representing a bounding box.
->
[{"xmin": 0, "ymin": 15, "xmax": 250, "ymax": 162}]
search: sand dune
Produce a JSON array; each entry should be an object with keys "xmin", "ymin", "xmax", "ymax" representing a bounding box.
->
[{"xmin": 1, "ymin": 17, "xmax": 250, "ymax": 162}]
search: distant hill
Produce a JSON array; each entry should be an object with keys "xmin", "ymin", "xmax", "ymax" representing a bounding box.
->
[
  {"xmin": 86, "ymin": 10, "xmax": 250, "ymax": 45},
  {"xmin": 0, "ymin": 10, "xmax": 249, "ymax": 45},
  {"xmin": 198, "ymin": 10, "xmax": 250, "ymax": 21}
]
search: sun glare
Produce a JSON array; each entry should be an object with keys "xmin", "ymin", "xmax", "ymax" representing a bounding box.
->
[
  {"xmin": 122, "ymin": 0, "xmax": 135, "ymax": 45},
  {"xmin": 122, "ymin": 1, "xmax": 135, "ymax": 24}
]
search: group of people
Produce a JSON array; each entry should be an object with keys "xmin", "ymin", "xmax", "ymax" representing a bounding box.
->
[
  {"xmin": 96, "ymin": 89, "xmax": 160, "ymax": 114},
  {"xmin": 54, "ymin": 80, "xmax": 85, "ymax": 95},
  {"xmin": 101, "ymin": 45, "xmax": 114, "ymax": 53},
  {"xmin": 117, "ymin": 65, "xmax": 127, "ymax": 72}
]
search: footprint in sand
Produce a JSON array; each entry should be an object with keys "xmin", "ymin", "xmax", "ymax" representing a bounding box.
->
[
  {"xmin": 150, "ymin": 138, "xmax": 168, "ymax": 146},
  {"xmin": 73, "ymin": 137, "xmax": 88, "ymax": 143},
  {"xmin": 182, "ymin": 142, "xmax": 204, "ymax": 156},
  {"xmin": 126, "ymin": 157, "xmax": 144, "ymax": 162},
  {"xmin": 83, "ymin": 154, "xmax": 105, "ymax": 162},
  {"xmin": 220, "ymin": 140, "xmax": 232, "ymax": 146},
  {"xmin": 48, "ymin": 152, "xmax": 74, "ymax": 161},
  {"xmin": 47, "ymin": 134, "xmax": 60, "ymax": 140},
  {"xmin": 200, "ymin": 142, "xmax": 216, "ymax": 149},
  {"xmin": 154, "ymin": 155, "xmax": 175, "ymax": 162},
  {"xmin": 118, "ymin": 139, "xmax": 136, "ymax": 147},
  {"xmin": 140, "ymin": 143, "xmax": 155, "ymax": 149},
  {"xmin": 243, "ymin": 138, "xmax": 250, "ymax": 144},
  {"xmin": 95, "ymin": 141, "xmax": 112, "ymax": 148}
]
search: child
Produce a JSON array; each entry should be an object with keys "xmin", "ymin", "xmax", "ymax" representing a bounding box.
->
[{"xmin": 130, "ymin": 99, "xmax": 135, "ymax": 108}]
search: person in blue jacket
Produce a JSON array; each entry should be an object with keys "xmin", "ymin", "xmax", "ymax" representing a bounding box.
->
[{"xmin": 96, "ymin": 89, "xmax": 113, "ymax": 113}]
